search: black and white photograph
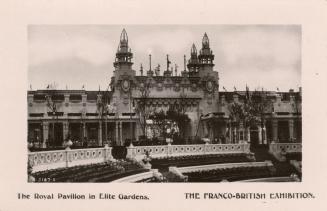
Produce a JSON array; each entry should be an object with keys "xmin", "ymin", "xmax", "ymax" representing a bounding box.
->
[
  {"xmin": 2, "ymin": 1, "xmax": 327, "ymax": 211},
  {"xmin": 27, "ymin": 25, "xmax": 302, "ymax": 183}
]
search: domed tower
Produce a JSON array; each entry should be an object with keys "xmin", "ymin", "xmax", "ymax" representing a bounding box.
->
[
  {"xmin": 112, "ymin": 29, "xmax": 136, "ymax": 85},
  {"xmin": 198, "ymin": 32, "xmax": 215, "ymax": 77},
  {"xmin": 187, "ymin": 43, "xmax": 199, "ymax": 77},
  {"xmin": 114, "ymin": 29, "xmax": 134, "ymax": 71}
]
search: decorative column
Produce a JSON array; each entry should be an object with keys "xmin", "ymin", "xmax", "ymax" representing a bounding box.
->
[
  {"xmin": 105, "ymin": 120, "xmax": 108, "ymax": 145},
  {"xmin": 288, "ymin": 119, "xmax": 294, "ymax": 142},
  {"xmin": 42, "ymin": 122, "xmax": 49, "ymax": 148},
  {"xmin": 64, "ymin": 94, "xmax": 69, "ymax": 118},
  {"xmin": 272, "ymin": 119, "xmax": 278, "ymax": 143},
  {"xmin": 63, "ymin": 121, "xmax": 69, "ymax": 140},
  {"xmin": 258, "ymin": 125, "xmax": 262, "ymax": 145},
  {"xmin": 119, "ymin": 121, "xmax": 123, "ymax": 145},
  {"xmin": 135, "ymin": 122, "xmax": 140, "ymax": 142},
  {"xmin": 228, "ymin": 121, "xmax": 232, "ymax": 144},
  {"xmin": 115, "ymin": 121, "xmax": 119, "ymax": 145},
  {"xmin": 239, "ymin": 122, "xmax": 244, "ymax": 143},
  {"xmin": 262, "ymin": 120, "xmax": 267, "ymax": 144},
  {"xmin": 246, "ymin": 127, "xmax": 251, "ymax": 143},
  {"xmin": 233, "ymin": 127, "xmax": 237, "ymax": 144},
  {"xmin": 203, "ymin": 122, "xmax": 208, "ymax": 137},
  {"xmin": 262, "ymin": 124, "xmax": 267, "ymax": 145},
  {"xmin": 98, "ymin": 121, "xmax": 102, "ymax": 146},
  {"xmin": 82, "ymin": 122, "xmax": 86, "ymax": 138}
]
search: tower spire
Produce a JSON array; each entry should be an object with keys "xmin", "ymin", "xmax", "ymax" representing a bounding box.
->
[
  {"xmin": 191, "ymin": 43, "xmax": 197, "ymax": 55},
  {"xmin": 187, "ymin": 44, "xmax": 199, "ymax": 77},
  {"xmin": 140, "ymin": 63, "xmax": 143, "ymax": 76},
  {"xmin": 120, "ymin": 28, "xmax": 128, "ymax": 44},
  {"xmin": 114, "ymin": 29, "xmax": 133, "ymax": 69},
  {"xmin": 198, "ymin": 32, "xmax": 214, "ymax": 70},
  {"xmin": 182, "ymin": 55, "xmax": 188, "ymax": 77},
  {"xmin": 184, "ymin": 55, "xmax": 186, "ymax": 71},
  {"xmin": 202, "ymin": 32, "xmax": 209, "ymax": 48},
  {"xmin": 149, "ymin": 54, "xmax": 152, "ymax": 71}
]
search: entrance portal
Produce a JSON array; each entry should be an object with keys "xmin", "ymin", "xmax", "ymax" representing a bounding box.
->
[{"xmin": 48, "ymin": 123, "xmax": 63, "ymax": 147}]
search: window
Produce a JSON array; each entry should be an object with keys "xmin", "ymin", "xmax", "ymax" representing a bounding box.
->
[
  {"xmin": 69, "ymin": 95, "xmax": 82, "ymax": 101},
  {"xmin": 29, "ymin": 113, "xmax": 44, "ymax": 117}
]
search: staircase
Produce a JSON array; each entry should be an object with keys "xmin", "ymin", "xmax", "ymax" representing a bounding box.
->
[
  {"xmin": 252, "ymin": 145, "xmax": 299, "ymax": 178},
  {"xmin": 252, "ymin": 145, "xmax": 271, "ymax": 162}
]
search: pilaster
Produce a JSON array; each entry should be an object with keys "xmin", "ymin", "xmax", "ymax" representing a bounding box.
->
[
  {"xmin": 98, "ymin": 121, "xmax": 103, "ymax": 146},
  {"xmin": 63, "ymin": 121, "xmax": 69, "ymax": 140},
  {"xmin": 42, "ymin": 122, "xmax": 49, "ymax": 148},
  {"xmin": 272, "ymin": 119, "xmax": 278, "ymax": 142},
  {"xmin": 258, "ymin": 125, "xmax": 262, "ymax": 145},
  {"xmin": 115, "ymin": 121, "xmax": 119, "ymax": 145},
  {"xmin": 289, "ymin": 119, "xmax": 294, "ymax": 142},
  {"xmin": 119, "ymin": 121, "xmax": 123, "ymax": 145}
]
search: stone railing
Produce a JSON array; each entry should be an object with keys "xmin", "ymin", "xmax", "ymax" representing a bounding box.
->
[
  {"xmin": 269, "ymin": 142, "xmax": 302, "ymax": 154},
  {"xmin": 176, "ymin": 161, "xmax": 273, "ymax": 174},
  {"xmin": 269, "ymin": 142, "xmax": 302, "ymax": 161},
  {"xmin": 111, "ymin": 169, "xmax": 163, "ymax": 183},
  {"xmin": 28, "ymin": 145, "xmax": 113, "ymax": 172},
  {"xmin": 127, "ymin": 143, "xmax": 251, "ymax": 161}
]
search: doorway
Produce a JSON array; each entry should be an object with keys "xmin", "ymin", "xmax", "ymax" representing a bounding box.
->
[{"xmin": 250, "ymin": 126, "xmax": 259, "ymax": 150}]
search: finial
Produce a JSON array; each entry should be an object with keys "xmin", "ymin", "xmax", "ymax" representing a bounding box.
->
[
  {"xmin": 120, "ymin": 28, "xmax": 128, "ymax": 43},
  {"xmin": 140, "ymin": 63, "xmax": 143, "ymax": 76},
  {"xmin": 184, "ymin": 55, "xmax": 186, "ymax": 71},
  {"xmin": 155, "ymin": 64, "xmax": 160, "ymax": 76},
  {"xmin": 191, "ymin": 43, "xmax": 197, "ymax": 55},
  {"xmin": 202, "ymin": 32, "xmax": 209, "ymax": 47},
  {"xmin": 149, "ymin": 54, "xmax": 152, "ymax": 71},
  {"xmin": 166, "ymin": 54, "xmax": 171, "ymax": 71}
]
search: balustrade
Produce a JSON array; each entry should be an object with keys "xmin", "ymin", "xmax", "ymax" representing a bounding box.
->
[
  {"xmin": 28, "ymin": 145, "xmax": 113, "ymax": 172},
  {"xmin": 269, "ymin": 143, "xmax": 302, "ymax": 154},
  {"xmin": 268, "ymin": 142, "xmax": 302, "ymax": 161},
  {"xmin": 127, "ymin": 143, "xmax": 251, "ymax": 161}
]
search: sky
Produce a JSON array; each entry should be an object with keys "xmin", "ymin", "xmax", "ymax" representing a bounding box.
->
[{"xmin": 28, "ymin": 25, "xmax": 301, "ymax": 92}]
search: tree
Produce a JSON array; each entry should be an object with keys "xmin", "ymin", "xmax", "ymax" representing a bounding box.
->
[
  {"xmin": 167, "ymin": 102, "xmax": 190, "ymax": 139},
  {"xmin": 227, "ymin": 89, "xmax": 272, "ymax": 143},
  {"xmin": 45, "ymin": 93, "xmax": 58, "ymax": 148},
  {"xmin": 150, "ymin": 103, "xmax": 190, "ymax": 144},
  {"xmin": 135, "ymin": 81, "xmax": 152, "ymax": 139},
  {"xmin": 96, "ymin": 88, "xmax": 111, "ymax": 146},
  {"xmin": 247, "ymin": 90, "xmax": 272, "ymax": 127},
  {"xmin": 151, "ymin": 109, "xmax": 170, "ymax": 140}
]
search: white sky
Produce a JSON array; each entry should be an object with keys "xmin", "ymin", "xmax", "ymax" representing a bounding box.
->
[{"xmin": 28, "ymin": 25, "xmax": 301, "ymax": 91}]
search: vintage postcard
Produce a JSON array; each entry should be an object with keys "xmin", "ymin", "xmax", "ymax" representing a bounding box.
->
[{"xmin": 0, "ymin": 0, "xmax": 326, "ymax": 211}]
